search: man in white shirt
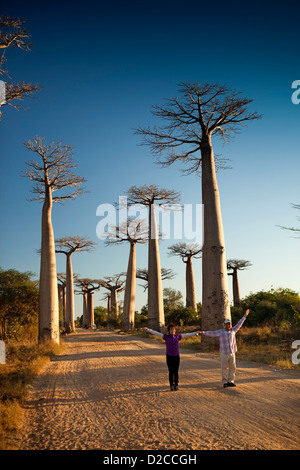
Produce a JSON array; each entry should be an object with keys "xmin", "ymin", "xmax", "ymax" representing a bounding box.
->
[{"xmin": 199, "ymin": 309, "xmax": 250, "ymax": 387}]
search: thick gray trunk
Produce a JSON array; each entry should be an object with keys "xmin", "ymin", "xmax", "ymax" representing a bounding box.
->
[
  {"xmin": 122, "ymin": 242, "xmax": 136, "ymax": 331},
  {"xmin": 148, "ymin": 203, "xmax": 165, "ymax": 332},
  {"xmin": 201, "ymin": 136, "xmax": 230, "ymax": 333},
  {"xmin": 39, "ymin": 191, "xmax": 60, "ymax": 344},
  {"xmin": 65, "ymin": 253, "xmax": 75, "ymax": 333},
  {"xmin": 186, "ymin": 258, "xmax": 197, "ymax": 312}
]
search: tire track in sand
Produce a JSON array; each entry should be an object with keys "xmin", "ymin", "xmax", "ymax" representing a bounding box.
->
[{"xmin": 17, "ymin": 329, "xmax": 300, "ymax": 450}]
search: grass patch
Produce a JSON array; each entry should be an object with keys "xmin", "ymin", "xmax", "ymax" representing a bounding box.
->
[{"xmin": 0, "ymin": 339, "xmax": 64, "ymax": 449}]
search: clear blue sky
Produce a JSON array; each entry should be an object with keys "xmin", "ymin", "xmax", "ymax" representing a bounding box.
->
[{"xmin": 0, "ymin": 0, "xmax": 299, "ymax": 317}]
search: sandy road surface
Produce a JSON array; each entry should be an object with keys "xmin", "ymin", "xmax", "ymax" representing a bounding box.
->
[{"xmin": 15, "ymin": 329, "xmax": 300, "ymax": 450}]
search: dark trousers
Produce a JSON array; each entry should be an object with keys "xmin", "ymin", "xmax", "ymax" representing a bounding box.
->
[{"xmin": 166, "ymin": 354, "xmax": 180, "ymax": 386}]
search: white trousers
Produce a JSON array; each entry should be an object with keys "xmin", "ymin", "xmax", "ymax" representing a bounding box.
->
[{"xmin": 220, "ymin": 352, "xmax": 236, "ymax": 384}]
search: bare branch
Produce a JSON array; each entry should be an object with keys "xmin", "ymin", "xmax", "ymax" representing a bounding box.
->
[
  {"xmin": 135, "ymin": 82, "xmax": 262, "ymax": 174},
  {"xmin": 104, "ymin": 218, "xmax": 148, "ymax": 246},
  {"xmin": 168, "ymin": 242, "xmax": 202, "ymax": 262},
  {"xmin": 227, "ymin": 259, "xmax": 252, "ymax": 272},
  {"xmin": 55, "ymin": 236, "xmax": 96, "ymax": 254},
  {"xmin": 125, "ymin": 184, "xmax": 181, "ymax": 206},
  {"xmin": 22, "ymin": 136, "xmax": 88, "ymax": 203}
]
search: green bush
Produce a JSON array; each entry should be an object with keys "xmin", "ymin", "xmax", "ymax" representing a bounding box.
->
[{"xmin": 240, "ymin": 287, "xmax": 300, "ymax": 327}]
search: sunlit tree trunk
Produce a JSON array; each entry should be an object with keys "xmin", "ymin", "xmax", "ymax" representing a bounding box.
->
[
  {"xmin": 186, "ymin": 257, "xmax": 197, "ymax": 312},
  {"xmin": 232, "ymin": 268, "xmax": 241, "ymax": 306},
  {"xmin": 148, "ymin": 203, "xmax": 164, "ymax": 331},
  {"xmin": 39, "ymin": 189, "xmax": 60, "ymax": 344},
  {"xmin": 122, "ymin": 242, "xmax": 136, "ymax": 330},
  {"xmin": 201, "ymin": 135, "xmax": 230, "ymax": 331}
]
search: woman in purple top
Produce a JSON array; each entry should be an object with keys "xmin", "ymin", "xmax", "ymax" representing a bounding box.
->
[{"xmin": 145, "ymin": 323, "xmax": 199, "ymax": 390}]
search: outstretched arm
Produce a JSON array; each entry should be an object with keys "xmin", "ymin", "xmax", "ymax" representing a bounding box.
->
[
  {"xmin": 144, "ymin": 327, "xmax": 164, "ymax": 338},
  {"xmin": 181, "ymin": 331, "xmax": 200, "ymax": 338},
  {"xmin": 232, "ymin": 309, "xmax": 250, "ymax": 333}
]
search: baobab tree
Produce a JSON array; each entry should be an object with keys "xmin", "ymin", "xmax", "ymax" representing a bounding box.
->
[
  {"xmin": 0, "ymin": 16, "xmax": 41, "ymax": 119},
  {"xmin": 105, "ymin": 219, "xmax": 147, "ymax": 331},
  {"xmin": 168, "ymin": 242, "xmax": 202, "ymax": 312},
  {"xmin": 227, "ymin": 259, "xmax": 252, "ymax": 306},
  {"xmin": 23, "ymin": 136, "xmax": 86, "ymax": 343},
  {"xmin": 100, "ymin": 274, "xmax": 126, "ymax": 321},
  {"xmin": 75, "ymin": 278, "xmax": 101, "ymax": 328},
  {"xmin": 126, "ymin": 184, "xmax": 180, "ymax": 331},
  {"xmin": 135, "ymin": 82, "xmax": 261, "ymax": 332},
  {"xmin": 55, "ymin": 236, "xmax": 96, "ymax": 333}
]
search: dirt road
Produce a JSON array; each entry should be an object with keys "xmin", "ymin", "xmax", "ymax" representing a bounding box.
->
[{"xmin": 16, "ymin": 329, "xmax": 300, "ymax": 450}]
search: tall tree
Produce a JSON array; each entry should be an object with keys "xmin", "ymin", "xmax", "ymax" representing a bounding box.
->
[
  {"xmin": 23, "ymin": 136, "xmax": 86, "ymax": 343},
  {"xmin": 0, "ymin": 16, "xmax": 41, "ymax": 119},
  {"xmin": 126, "ymin": 184, "xmax": 180, "ymax": 331},
  {"xmin": 105, "ymin": 219, "xmax": 147, "ymax": 330},
  {"xmin": 168, "ymin": 242, "xmax": 202, "ymax": 312},
  {"xmin": 55, "ymin": 236, "xmax": 96, "ymax": 333},
  {"xmin": 227, "ymin": 259, "xmax": 252, "ymax": 306},
  {"xmin": 100, "ymin": 274, "xmax": 125, "ymax": 321},
  {"xmin": 135, "ymin": 82, "xmax": 261, "ymax": 331}
]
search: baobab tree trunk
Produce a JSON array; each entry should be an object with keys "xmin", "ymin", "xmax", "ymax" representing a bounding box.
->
[
  {"xmin": 148, "ymin": 203, "xmax": 165, "ymax": 332},
  {"xmin": 86, "ymin": 291, "xmax": 94, "ymax": 328},
  {"xmin": 82, "ymin": 291, "xmax": 88, "ymax": 328},
  {"xmin": 57, "ymin": 284, "xmax": 66, "ymax": 327},
  {"xmin": 39, "ymin": 190, "xmax": 60, "ymax": 344},
  {"xmin": 186, "ymin": 258, "xmax": 197, "ymax": 312},
  {"xmin": 201, "ymin": 136, "xmax": 230, "ymax": 332},
  {"xmin": 111, "ymin": 287, "xmax": 119, "ymax": 319},
  {"xmin": 122, "ymin": 242, "xmax": 136, "ymax": 330},
  {"xmin": 232, "ymin": 268, "xmax": 241, "ymax": 306},
  {"xmin": 107, "ymin": 295, "xmax": 111, "ymax": 320},
  {"xmin": 65, "ymin": 253, "xmax": 75, "ymax": 333}
]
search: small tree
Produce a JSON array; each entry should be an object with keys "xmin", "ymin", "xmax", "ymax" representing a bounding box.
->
[
  {"xmin": 23, "ymin": 136, "xmax": 86, "ymax": 343},
  {"xmin": 100, "ymin": 274, "xmax": 125, "ymax": 321},
  {"xmin": 75, "ymin": 278, "xmax": 101, "ymax": 328},
  {"xmin": 126, "ymin": 184, "xmax": 180, "ymax": 331},
  {"xmin": 0, "ymin": 268, "xmax": 39, "ymax": 340},
  {"xmin": 227, "ymin": 259, "xmax": 252, "ymax": 306},
  {"xmin": 0, "ymin": 16, "xmax": 41, "ymax": 119},
  {"xmin": 168, "ymin": 242, "xmax": 202, "ymax": 312},
  {"xmin": 135, "ymin": 82, "xmax": 261, "ymax": 332},
  {"xmin": 105, "ymin": 218, "xmax": 147, "ymax": 330},
  {"xmin": 55, "ymin": 236, "xmax": 96, "ymax": 333}
]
